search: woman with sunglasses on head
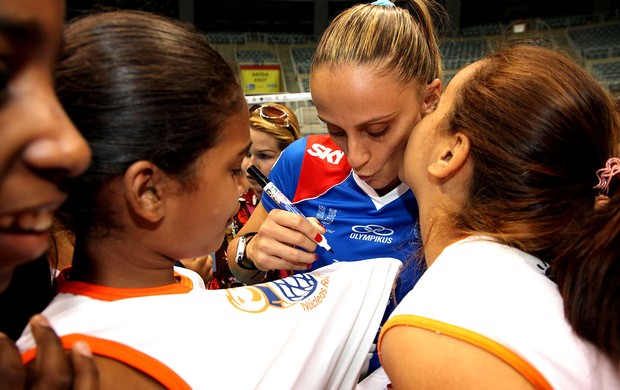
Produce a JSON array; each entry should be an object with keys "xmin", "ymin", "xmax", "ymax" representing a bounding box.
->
[
  {"xmin": 227, "ymin": 0, "xmax": 446, "ymax": 379},
  {"xmin": 209, "ymin": 102, "xmax": 301, "ymax": 289}
]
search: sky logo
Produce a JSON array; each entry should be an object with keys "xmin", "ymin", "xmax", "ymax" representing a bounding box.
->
[{"xmin": 307, "ymin": 143, "xmax": 345, "ymax": 165}]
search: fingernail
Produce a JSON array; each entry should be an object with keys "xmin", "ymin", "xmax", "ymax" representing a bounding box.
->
[
  {"xmin": 32, "ymin": 314, "xmax": 51, "ymax": 328},
  {"xmin": 314, "ymin": 253, "xmax": 318, "ymax": 260},
  {"xmin": 73, "ymin": 341, "xmax": 93, "ymax": 358},
  {"xmin": 318, "ymin": 222, "xmax": 325, "ymax": 229},
  {"xmin": 315, "ymin": 234, "xmax": 323, "ymax": 242},
  {"xmin": 307, "ymin": 264, "xmax": 312, "ymax": 269}
]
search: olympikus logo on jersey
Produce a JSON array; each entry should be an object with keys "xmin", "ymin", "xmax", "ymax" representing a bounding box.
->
[
  {"xmin": 306, "ymin": 143, "xmax": 345, "ymax": 165},
  {"xmin": 350, "ymin": 224, "xmax": 394, "ymax": 244}
]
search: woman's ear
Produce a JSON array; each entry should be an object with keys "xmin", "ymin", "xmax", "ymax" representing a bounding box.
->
[
  {"xmin": 428, "ymin": 132, "xmax": 470, "ymax": 180},
  {"xmin": 421, "ymin": 78, "xmax": 441, "ymax": 116},
  {"xmin": 123, "ymin": 161, "xmax": 166, "ymax": 223}
]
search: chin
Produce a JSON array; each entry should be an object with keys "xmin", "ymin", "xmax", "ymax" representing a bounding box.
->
[
  {"xmin": 204, "ymin": 237, "xmax": 222, "ymax": 255},
  {"xmin": 0, "ymin": 234, "xmax": 48, "ymax": 270}
]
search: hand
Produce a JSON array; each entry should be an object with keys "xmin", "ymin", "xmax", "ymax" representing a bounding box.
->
[
  {"xmin": 179, "ymin": 255, "xmax": 213, "ymax": 284},
  {"xmin": 247, "ymin": 209, "xmax": 324, "ymax": 271},
  {"xmin": 0, "ymin": 314, "xmax": 98, "ymax": 389}
]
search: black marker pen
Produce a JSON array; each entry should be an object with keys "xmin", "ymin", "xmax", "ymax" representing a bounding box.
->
[{"xmin": 247, "ymin": 165, "xmax": 334, "ymax": 254}]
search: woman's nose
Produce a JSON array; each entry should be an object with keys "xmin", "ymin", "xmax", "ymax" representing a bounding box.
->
[
  {"xmin": 345, "ymin": 138, "xmax": 370, "ymax": 170},
  {"xmin": 23, "ymin": 90, "xmax": 91, "ymax": 178}
]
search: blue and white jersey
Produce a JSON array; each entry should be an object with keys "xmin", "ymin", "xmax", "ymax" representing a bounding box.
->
[
  {"xmin": 263, "ymin": 135, "xmax": 421, "ymax": 270},
  {"xmin": 263, "ymin": 133, "xmax": 422, "ymax": 275}
]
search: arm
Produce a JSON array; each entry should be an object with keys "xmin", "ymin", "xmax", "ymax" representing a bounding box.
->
[
  {"xmin": 380, "ymin": 326, "xmax": 537, "ymax": 390},
  {"xmin": 226, "ymin": 203, "xmax": 323, "ymax": 285},
  {"xmin": 92, "ymin": 357, "xmax": 165, "ymax": 389}
]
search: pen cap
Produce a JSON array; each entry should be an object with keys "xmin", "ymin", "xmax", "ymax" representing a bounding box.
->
[{"xmin": 247, "ymin": 165, "xmax": 270, "ymax": 188}]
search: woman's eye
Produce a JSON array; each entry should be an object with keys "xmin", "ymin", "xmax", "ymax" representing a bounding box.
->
[
  {"xmin": 325, "ymin": 124, "xmax": 345, "ymax": 138},
  {"xmin": 328, "ymin": 130, "xmax": 345, "ymax": 138},
  {"xmin": 233, "ymin": 168, "xmax": 244, "ymax": 176},
  {"xmin": 368, "ymin": 128, "xmax": 387, "ymax": 138}
]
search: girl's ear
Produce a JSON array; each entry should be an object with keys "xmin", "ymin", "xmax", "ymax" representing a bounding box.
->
[
  {"xmin": 421, "ymin": 78, "xmax": 441, "ymax": 116},
  {"xmin": 123, "ymin": 161, "xmax": 166, "ymax": 223},
  {"xmin": 428, "ymin": 132, "xmax": 470, "ymax": 180}
]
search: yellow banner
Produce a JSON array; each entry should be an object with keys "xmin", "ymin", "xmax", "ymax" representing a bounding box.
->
[{"xmin": 240, "ymin": 65, "xmax": 281, "ymax": 93}]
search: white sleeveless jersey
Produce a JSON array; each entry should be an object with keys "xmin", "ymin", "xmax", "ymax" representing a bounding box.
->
[
  {"xmin": 379, "ymin": 236, "xmax": 620, "ymax": 389},
  {"xmin": 19, "ymin": 258, "xmax": 401, "ymax": 389}
]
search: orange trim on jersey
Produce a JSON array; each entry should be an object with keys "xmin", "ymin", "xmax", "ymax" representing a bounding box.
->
[
  {"xmin": 55, "ymin": 267, "xmax": 194, "ymax": 301},
  {"xmin": 22, "ymin": 334, "xmax": 190, "ymax": 389},
  {"xmin": 379, "ymin": 315, "xmax": 553, "ymax": 390}
]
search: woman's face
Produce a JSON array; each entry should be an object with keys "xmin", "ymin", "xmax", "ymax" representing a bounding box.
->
[
  {"xmin": 401, "ymin": 62, "xmax": 475, "ymax": 203},
  {"xmin": 242, "ymin": 128, "xmax": 283, "ymax": 198},
  {"xmin": 0, "ymin": 0, "xmax": 91, "ymax": 290},
  {"xmin": 311, "ymin": 64, "xmax": 438, "ymax": 195},
  {"xmin": 165, "ymin": 105, "xmax": 250, "ymax": 258}
]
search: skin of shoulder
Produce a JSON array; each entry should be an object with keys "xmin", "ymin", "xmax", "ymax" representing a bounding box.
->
[{"xmin": 381, "ymin": 326, "xmax": 535, "ymax": 389}]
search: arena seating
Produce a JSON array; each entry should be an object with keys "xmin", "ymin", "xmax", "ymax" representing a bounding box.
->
[
  {"xmin": 592, "ymin": 60, "xmax": 620, "ymax": 93},
  {"xmin": 207, "ymin": 15, "xmax": 620, "ymax": 136},
  {"xmin": 441, "ymin": 38, "xmax": 488, "ymax": 70},
  {"xmin": 567, "ymin": 22, "xmax": 620, "ymax": 59}
]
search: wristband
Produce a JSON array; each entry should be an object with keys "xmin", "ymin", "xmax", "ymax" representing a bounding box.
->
[{"xmin": 235, "ymin": 232, "xmax": 258, "ymax": 270}]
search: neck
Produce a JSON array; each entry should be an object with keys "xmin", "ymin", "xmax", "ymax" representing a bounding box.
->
[
  {"xmin": 420, "ymin": 222, "xmax": 446, "ymax": 267},
  {"xmin": 70, "ymin": 236, "xmax": 178, "ymax": 288},
  {"xmin": 417, "ymin": 196, "xmax": 464, "ymax": 267},
  {"xmin": 419, "ymin": 158, "xmax": 473, "ymax": 267}
]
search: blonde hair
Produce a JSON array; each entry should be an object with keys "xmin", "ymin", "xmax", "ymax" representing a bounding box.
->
[
  {"xmin": 311, "ymin": 0, "xmax": 446, "ymax": 87},
  {"xmin": 249, "ymin": 103, "xmax": 301, "ymax": 151}
]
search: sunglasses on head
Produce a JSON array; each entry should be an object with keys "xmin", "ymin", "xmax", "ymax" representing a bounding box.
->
[{"xmin": 249, "ymin": 104, "xmax": 291, "ymax": 129}]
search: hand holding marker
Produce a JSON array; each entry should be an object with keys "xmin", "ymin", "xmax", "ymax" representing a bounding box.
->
[{"xmin": 246, "ymin": 165, "xmax": 334, "ymax": 254}]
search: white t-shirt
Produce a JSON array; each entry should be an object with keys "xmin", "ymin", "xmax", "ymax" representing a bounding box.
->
[
  {"xmin": 19, "ymin": 258, "xmax": 401, "ymax": 389},
  {"xmin": 379, "ymin": 236, "xmax": 620, "ymax": 389}
]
